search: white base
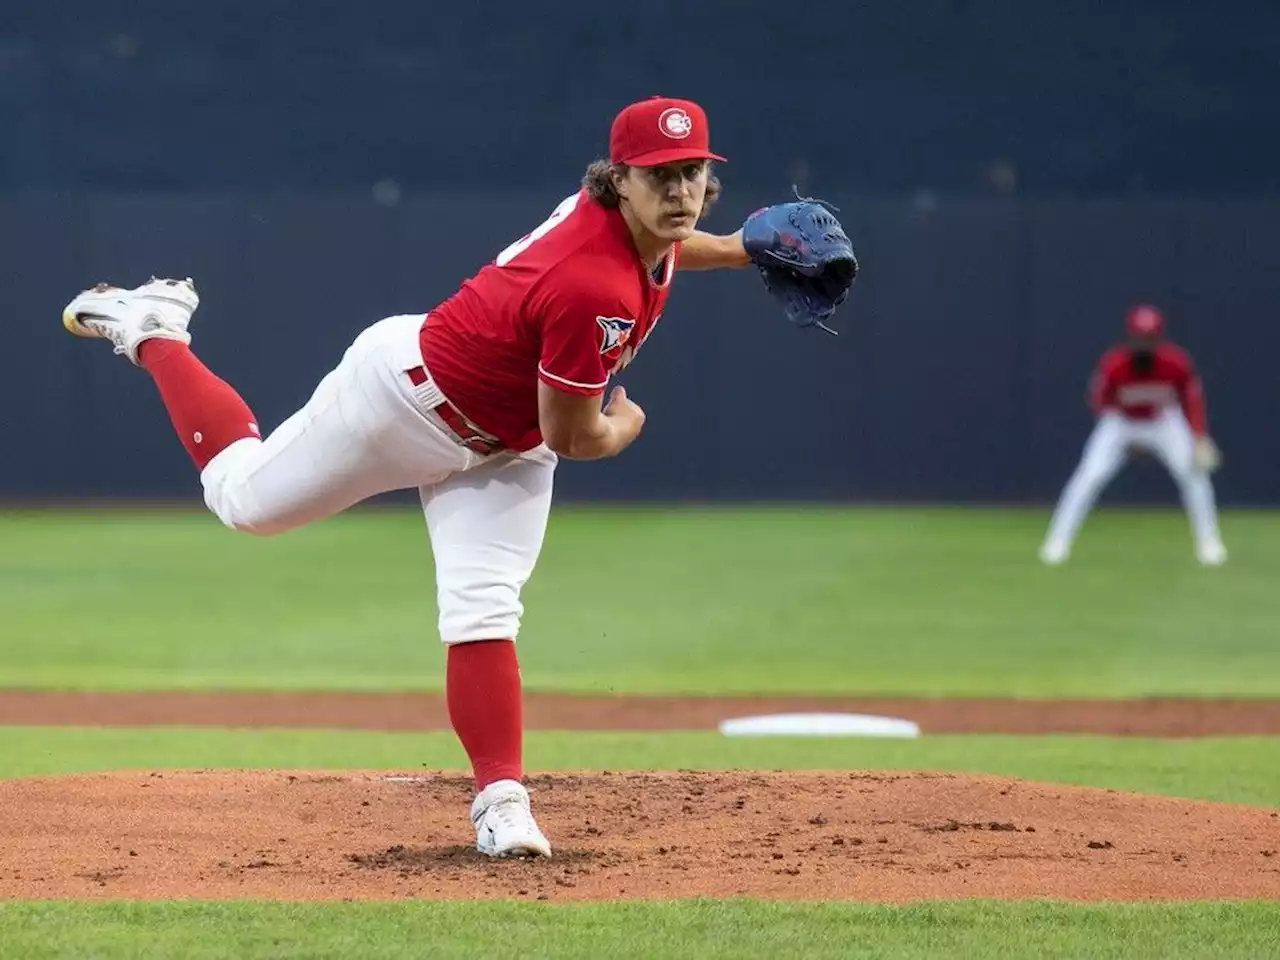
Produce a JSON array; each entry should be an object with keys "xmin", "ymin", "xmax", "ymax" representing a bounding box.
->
[{"xmin": 718, "ymin": 712, "xmax": 921, "ymax": 739}]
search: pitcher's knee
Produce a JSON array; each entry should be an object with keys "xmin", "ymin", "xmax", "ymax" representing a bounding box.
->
[
  {"xmin": 200, "ymin": 439, "xmax": 296, "ymax": 537},
  {"xmin": 438, "ymin": 584, "xmax": 525, "ymax": 644},
  {"xmin": 219, "ymin": 510, "xmax": 293, "ymax": 537},
  {"xmin": 203, "ymin": 483, "xmax": 293, "ymax": 537}
]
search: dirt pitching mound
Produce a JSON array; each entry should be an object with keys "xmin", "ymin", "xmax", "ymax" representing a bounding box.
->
[{"xmin": 1, "ymin": 770, "xmax": 1276, "ymax": 902}]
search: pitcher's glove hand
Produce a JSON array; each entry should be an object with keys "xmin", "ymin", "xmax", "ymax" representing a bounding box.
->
[
  {"xmin": 1193, "ymin": 435, "xmax": 1222, "ymax": 473},
  {"xmin": 741, "ymin": 192, "xmax": 859, "ymax": 335}
]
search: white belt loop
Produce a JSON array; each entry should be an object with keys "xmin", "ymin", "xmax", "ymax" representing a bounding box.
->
[{"xmin": 410, "ymin": 370, "xmax": 447, "ymax": 414}]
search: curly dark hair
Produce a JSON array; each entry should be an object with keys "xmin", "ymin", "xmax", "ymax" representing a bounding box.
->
[{"xmin": 581, "ymin": 159, "xmax": 722, "ymax": 219}]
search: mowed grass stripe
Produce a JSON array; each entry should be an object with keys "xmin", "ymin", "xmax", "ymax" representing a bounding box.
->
[
  {"xmin": 2, "ymin": 900, "xmax": 1279, "ymax": 960},
  {"xmin": 3, "ymin": 506, "xmax": 1279, "ymax": 697}
]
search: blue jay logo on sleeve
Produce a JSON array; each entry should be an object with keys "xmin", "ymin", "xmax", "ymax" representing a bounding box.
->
[{"xmin": 596, "ymin": 316, "xmax": 636, "ymax": 354}]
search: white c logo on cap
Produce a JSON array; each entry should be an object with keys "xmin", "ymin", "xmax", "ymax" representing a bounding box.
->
[{"xmin": 658, "ymin": 108, "xmax": 693, "ymax": 140}]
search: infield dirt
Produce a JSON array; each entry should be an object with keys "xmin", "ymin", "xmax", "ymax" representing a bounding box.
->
[{"xmin": 1, "ymin": 769, "xmax": 1277, "ymax": 902}]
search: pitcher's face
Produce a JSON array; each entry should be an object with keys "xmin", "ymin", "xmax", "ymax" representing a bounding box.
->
[{"xmin": 616, "ymin": 160, "xmax": 709, "ymax": 242}]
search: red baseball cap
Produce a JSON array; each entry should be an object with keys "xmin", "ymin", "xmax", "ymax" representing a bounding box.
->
[
  {"xmin": 609, "ymin": 96, "xmax": 727, "ymax": 167},
  {"xmin": 1126, "ymin": 304, "xmax": 1165, "ymax": 337}
]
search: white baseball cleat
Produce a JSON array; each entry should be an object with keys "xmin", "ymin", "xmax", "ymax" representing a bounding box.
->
[
  {"xmin": 63, "ymin": 276, "xmax": 199, "ymax": 364},
  {"xmin": 1197, "ymin": 541, "xmax": 1228, "ymax": 567},
  {"xmin": 470, "ymin": 779, "xmax": 552, "ymax": 859},
  {"xmin": 1039, "ymin": 541, "xmax": 1069, "ymax": 565}
]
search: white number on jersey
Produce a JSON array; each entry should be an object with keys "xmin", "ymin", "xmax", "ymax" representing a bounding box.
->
[{"xmin": 494, "ymin": 192, "xmax": 581, "ymax": 267}]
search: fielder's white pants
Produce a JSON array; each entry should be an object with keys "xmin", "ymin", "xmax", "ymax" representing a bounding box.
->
[
  {"xmin": 199, "ymin": 314, "xmax": 557, "ymax": 643},
  {"xmin": 1043, "ymin": 410, "xmax": 1223, "ymax": 553}
]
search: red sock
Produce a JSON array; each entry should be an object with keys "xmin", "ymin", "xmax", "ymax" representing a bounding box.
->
[
  {"xmin": 138, "ymin": 340, "xmax": 261, "ymax": 471},
  {"xmin": 447, "ymin": 639, "xmax": 524, "ymax": 790}
]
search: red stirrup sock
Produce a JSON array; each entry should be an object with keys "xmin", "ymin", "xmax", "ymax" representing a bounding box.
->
[
  {"xmin": 137, "ymin": 340, "xmax": 261, "ymax": 471},
  {"xmin": 446, "ymin": 639, "xmax": 525, "ymax": 791}
]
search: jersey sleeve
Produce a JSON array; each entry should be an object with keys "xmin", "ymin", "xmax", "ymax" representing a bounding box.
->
[
  {"xmin": 1173, "ymin": 351, "xmax": 1209, "ymax": 435},
  {"xmin": 534, "ymin": 273, "xmax": 626, "ymax": 396},
  {"xmin": 1089, "ymin": 352, "xmax": 1119, "ymax": 414}
]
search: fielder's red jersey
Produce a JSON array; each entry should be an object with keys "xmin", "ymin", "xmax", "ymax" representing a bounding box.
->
[
  {"xmin": 418, "ymin": 190, "xmax": 677, "ymax": 452},
  {"xmin": 1090, "ymin": 342, "xmax": 1208, "ymax": 435}
]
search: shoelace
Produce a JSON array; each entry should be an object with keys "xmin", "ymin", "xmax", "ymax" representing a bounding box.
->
[
  {"xmin": 492, "ymin": 798, "xmax": 537, "ymax": 832},
  {"xmin": 83, "ymin": 318, "xmax": 129, "ymax": 354}
]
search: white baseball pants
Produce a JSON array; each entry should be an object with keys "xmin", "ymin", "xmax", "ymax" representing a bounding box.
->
[
  {"xmin": 199, "ymin": 313, "xmax": 557, "ymax": 643},
  {"xmin": 1042, "ymin": 409, "xmax": 1223, "ymax": 555}
]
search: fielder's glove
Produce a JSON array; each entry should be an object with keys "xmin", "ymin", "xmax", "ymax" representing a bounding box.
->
[
  {"xmin": 741, "ymin": 191, "xmax": 859, "ymax": 336},
  {"xmin": 1193, "ymin": 435, "xmax": 1222, "ymax": 473}
]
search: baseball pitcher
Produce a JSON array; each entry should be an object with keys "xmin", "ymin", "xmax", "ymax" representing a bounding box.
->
[{"xmin": 61, "ymin": 96, "xmax": 858, "ymax": 859}]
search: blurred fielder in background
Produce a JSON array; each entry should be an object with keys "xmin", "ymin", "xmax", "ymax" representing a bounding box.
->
[{"xmin": 1039, "ymin": 304, "xmax": 1226, "ymax": 566}]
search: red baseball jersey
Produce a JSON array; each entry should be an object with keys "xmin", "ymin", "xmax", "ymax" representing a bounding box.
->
[
  {"xmin": 1089, "ymin": 342, "xmax": 1208, "ymax": 435},
  {"xmin": 419, "ymin": 189, "xmax": 678, "ymax": 452}
]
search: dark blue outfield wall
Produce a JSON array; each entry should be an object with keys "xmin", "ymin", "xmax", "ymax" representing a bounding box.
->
[
  {"xmin": 6, "ymin": 1, "xmax": 1280, "ymax": 198},
  {"xmin": 3, "ymin": 191, "xmax": 1278, "ymax": 505}
]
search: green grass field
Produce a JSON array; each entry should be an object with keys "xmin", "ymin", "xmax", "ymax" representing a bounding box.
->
[
  {"xmin": 3, "ymin": 900, "xmax": 1278, "ymax": 960},
  {"xmin": 1, "ymin": 505, "xmax": 1278, "ymax": 958},
  {"xmin": 3, "ymin": 505, "xmax": 1279, "ymax": 696}
]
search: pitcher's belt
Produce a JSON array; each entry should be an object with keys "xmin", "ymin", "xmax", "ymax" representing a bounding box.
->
[{"xmin": 405, "ymin": 365, "xmax": 504, "ymax": 456}]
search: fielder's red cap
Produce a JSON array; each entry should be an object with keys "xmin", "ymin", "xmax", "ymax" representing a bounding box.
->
[
  {"xmin": 609, "ymin": 96, "xmax": 727, "ymax": 167},
  {"xmin": 1126, "ymin": 304, "xmax": 1166, "ymax": 337}
]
